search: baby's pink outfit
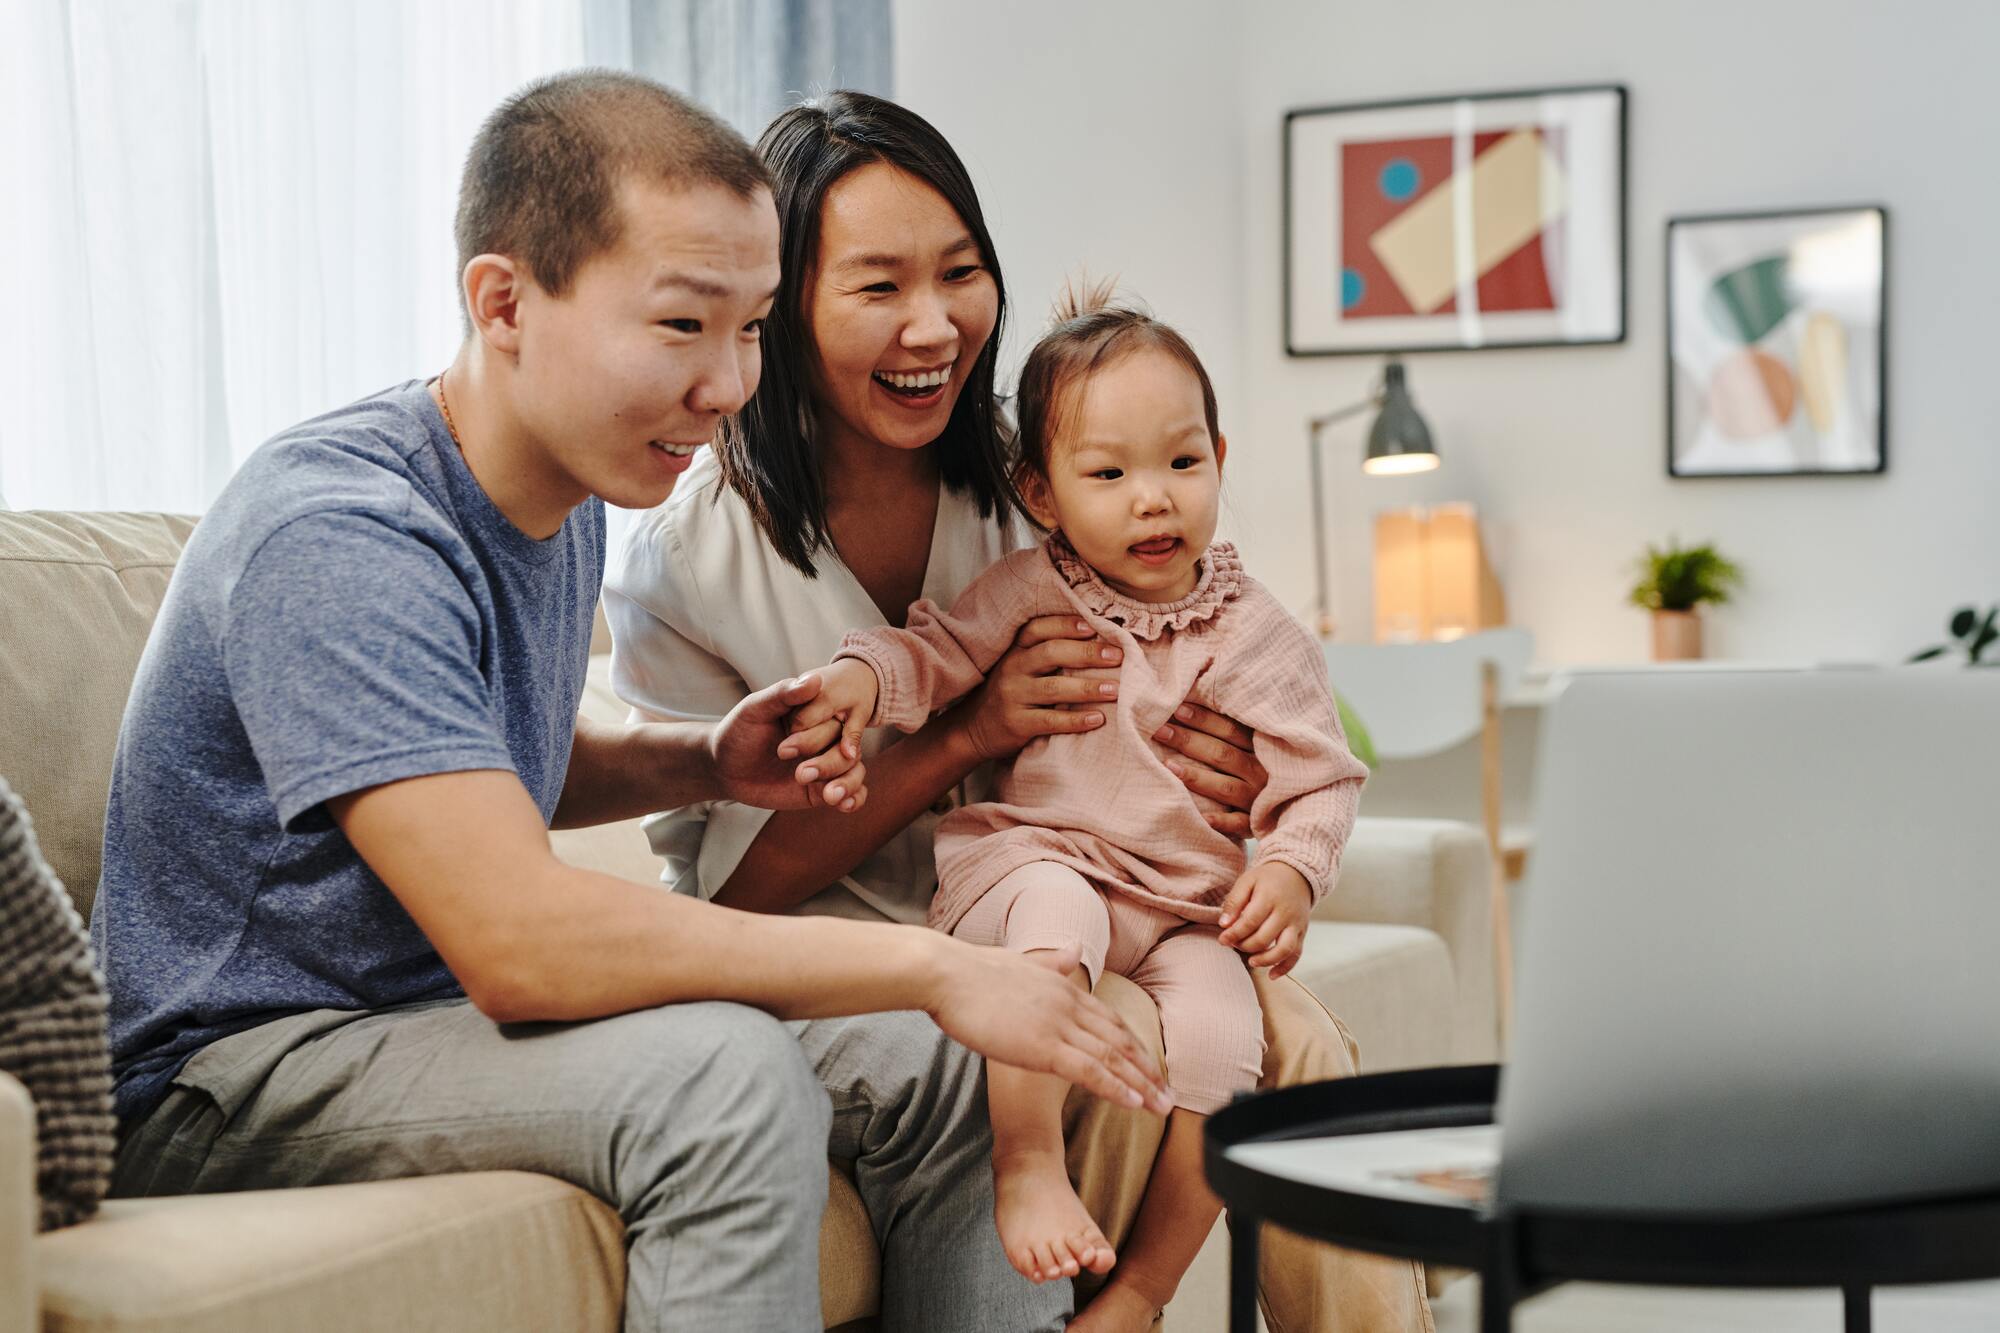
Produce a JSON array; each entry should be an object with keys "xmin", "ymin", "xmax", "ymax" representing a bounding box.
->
[{"xmin": 836, "ymin": 536, "xmax": 1365, "ymax": 1113}]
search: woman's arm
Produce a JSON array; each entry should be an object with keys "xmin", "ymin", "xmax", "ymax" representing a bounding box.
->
[
  {"xmin": 716, "ymin": 615, "xmax": 1125, "ymax": 912},
  {"xmin": 1154, "ymin": 702, "xmax": 1272, "ymax": 837}
]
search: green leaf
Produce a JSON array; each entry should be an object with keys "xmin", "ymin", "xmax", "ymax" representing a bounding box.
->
[
  {"xmin": 1950, "ymin": 607, "xmax": 1979, "ymax": 639},
  {"xmin": 1628, "ymin": 538, "xmax": 1744, "ymax": 612},
  {"xmin": 1335, "ymin": 691, "xmax": 1378, "ymax": 771},
  {"xmin": 1908, "ymin": 646, "xmax": 1948, "ymax": 662},
  {"xmin": 1972, "ymin": 609, "xmax": 1999, "ymax": 662}
]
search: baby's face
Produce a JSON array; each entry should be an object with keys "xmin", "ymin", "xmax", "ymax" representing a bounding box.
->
[{"xmin": 1030, "ymin": 347, "xmax": 1224, "ymax": 604}]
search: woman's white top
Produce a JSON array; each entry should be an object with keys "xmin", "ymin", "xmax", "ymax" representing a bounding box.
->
[{"xmin": 602, "ymin": 448, "xmax": 1023, "ymax": 923}]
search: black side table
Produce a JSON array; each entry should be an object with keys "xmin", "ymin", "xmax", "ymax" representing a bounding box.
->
[{"xmin": 1205, "ymin": 1065, "xmax": 2000, "ymax": 1333}]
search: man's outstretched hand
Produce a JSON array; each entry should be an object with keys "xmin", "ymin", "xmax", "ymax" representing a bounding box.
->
[{"xmin": 926, "ymin": 939, "xmax": 1174, "ymax": 1115}]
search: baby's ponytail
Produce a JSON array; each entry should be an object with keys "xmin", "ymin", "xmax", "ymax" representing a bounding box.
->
[{"xmin": 1048, "ymin": 272, "xmax": 1123, "ymax": 325}]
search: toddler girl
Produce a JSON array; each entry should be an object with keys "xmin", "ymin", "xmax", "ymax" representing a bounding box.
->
[{"xmin": 785, "ymin": 285, "xmax": 1364, "ymax": 1330}]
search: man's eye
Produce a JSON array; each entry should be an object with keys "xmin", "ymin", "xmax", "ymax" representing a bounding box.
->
[
  {"xmin": 660, "ymin": 319, "xmax": 701, "ymax": 334},
  {"xmin": 861, "ymin": 281, "xmax": 897, "ymax": 295}
]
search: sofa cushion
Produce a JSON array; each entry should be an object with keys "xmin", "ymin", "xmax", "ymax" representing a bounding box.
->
[
  {"xmin": 33, "ymin": 1163, "xmax": 882, "ymax": 1332},
  {"xmin": 36, "ymin": 1170, "xmax": 624, "ymax": 1333},
  {"xmin": 0, "ymin": 513, "xmax": 196, "ymax": 921},
  {"xmin": 1291, "ymin": 922, "xmax": 1455, "ymax": 1074}
]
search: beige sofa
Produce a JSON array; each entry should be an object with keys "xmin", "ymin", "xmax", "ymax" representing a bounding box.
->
[{"xmin": 0, "ymin": 510, "xmax": 1497, "ymax": 1332}]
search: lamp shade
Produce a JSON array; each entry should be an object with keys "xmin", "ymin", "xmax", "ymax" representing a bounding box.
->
[{"xmin": 1362, "ymin": 360, "xmax": 1439, "ymax": 475}]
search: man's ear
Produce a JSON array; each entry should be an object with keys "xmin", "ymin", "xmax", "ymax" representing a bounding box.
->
[
  {"xmin": 463, "ymin": 254, "xmax": 525, "ymax": 357},
  {"xmin": 1214, "ymin": 431, "xmax": 1228, "ymax": 474},
  {"xmin": 1015, "ymin": 465, "xmax": 1060, "ymax": 532}
]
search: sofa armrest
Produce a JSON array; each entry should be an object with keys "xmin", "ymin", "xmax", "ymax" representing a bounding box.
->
[
  {"xmin": 0, "ymin": 1070, "xmax": 35, "ymax": 1333},
  {"xmin": 1317, "ymin": 817, "xmax": 1499, "ymax": 1064}
]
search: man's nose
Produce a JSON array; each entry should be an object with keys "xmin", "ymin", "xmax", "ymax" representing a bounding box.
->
[{"xmin": 689, "ymin": 345, "xmax": 753, "ymax": 416}]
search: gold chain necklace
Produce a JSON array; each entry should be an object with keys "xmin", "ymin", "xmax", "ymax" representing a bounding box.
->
[{"xmin": 435, "ymin": 368, "xmax": 464, "ymax": 449}]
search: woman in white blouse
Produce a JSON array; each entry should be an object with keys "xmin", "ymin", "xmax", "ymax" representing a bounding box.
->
[{"xmin": 605, "ymin": 92, "xmax": 1428, "ymax": 1332}]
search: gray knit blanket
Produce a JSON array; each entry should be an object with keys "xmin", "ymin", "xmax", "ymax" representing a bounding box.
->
[{"xmin": 0, "ymin": 777, "xmax": 115, "ymax": 1230}]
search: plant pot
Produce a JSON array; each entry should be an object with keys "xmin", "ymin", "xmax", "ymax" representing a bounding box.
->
[{"xmin": 1652, "ymin": 609, "xmax": 1703, "ymax": 661}]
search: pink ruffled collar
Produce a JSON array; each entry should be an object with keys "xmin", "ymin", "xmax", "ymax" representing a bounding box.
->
[{"xmin": 1047, "ymin": 534, "xmax": 1243, "ymax": 640}]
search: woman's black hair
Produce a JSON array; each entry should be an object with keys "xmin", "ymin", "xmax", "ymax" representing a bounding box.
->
[{"xmin": 712, "ymin": 90, "xmax": 1014, "ymax": 576}]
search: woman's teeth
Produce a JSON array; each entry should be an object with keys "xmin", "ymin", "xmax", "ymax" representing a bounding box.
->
[
  {"xmin": 873, "ymin": 366, "xmax": 952, "ymax": 394},
  {"xmin": 651, "ymin": 441, "xmax": 699, "ymax": 456}
]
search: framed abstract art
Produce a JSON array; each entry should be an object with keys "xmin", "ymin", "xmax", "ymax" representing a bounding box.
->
[
  {"xmin": 1284, "ymin": 84, "xmax": 1626, "ymax": 356},
  {"xmin": 1667, "ymin": 205, "xmax": 1888, "ymax": 477}
]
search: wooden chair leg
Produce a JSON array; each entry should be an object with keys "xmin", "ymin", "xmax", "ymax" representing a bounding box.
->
[
  {"xmin": 1481, "ymin": 662, "xmax": 1513, "ymax": 1049},
  {"xmin": 1490, "ymin": 865, "xmax": 1513, "ymax": 1052}
]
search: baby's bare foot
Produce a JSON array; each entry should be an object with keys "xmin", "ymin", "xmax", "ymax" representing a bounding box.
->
[
  {"xmin": 993, "ymin": 1148, "xmax": 1116, "ymax": 1283},
  {"xmin": 1070, "ymin": 1277, "xmax": 1165, "ymax": 1332}
]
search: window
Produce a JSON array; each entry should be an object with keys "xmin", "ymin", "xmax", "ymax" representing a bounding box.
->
[{"xmin": 0, "ymin": 0, "xmax": 889, "ymax": 515}]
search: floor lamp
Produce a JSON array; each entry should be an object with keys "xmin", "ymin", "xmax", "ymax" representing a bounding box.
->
[{"xmin": 1305, "ymin": 359, "xmax": 1439, "ymax": 638}]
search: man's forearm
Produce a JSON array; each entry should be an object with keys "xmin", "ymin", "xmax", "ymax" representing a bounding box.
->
[
  {"xmin": 481, "ymin": 862, "xmax": 951, "ymax": 1023},
  {"xmin": 716, "ymin": 715, "xmax": 980, "ymax": 913},
  {"xmin": 552, "ymin": 716, "xmax": 719, "ymax": 829}
]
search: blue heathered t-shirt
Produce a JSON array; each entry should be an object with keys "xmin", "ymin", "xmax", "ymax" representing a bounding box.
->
[{"xmin": 92, "ymin": 381, "xmax": 604, "ymax": 1122}]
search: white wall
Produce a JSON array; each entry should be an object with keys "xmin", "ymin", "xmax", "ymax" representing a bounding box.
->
[
  {"xmin": 900, "ymin": 0, "xmax": 2000, "ymax": 665},
  {"xmin": 1235, "ymin": 0, "xmax": 2000, "ymax": 665},
  {"xmin": 892, "ymin": 0, "xmax": 1245, "ymax": 416}
]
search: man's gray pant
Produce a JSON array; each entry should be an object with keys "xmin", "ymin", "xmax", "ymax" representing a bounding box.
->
[{"xmin": 112, "ymin": 999, "xmax": 1068, "ymax": 1332}]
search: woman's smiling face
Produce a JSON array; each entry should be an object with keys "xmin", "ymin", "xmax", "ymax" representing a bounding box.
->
[{"xmin": 805, "ymin": 161, "xmax": 999, "ymax": 456}]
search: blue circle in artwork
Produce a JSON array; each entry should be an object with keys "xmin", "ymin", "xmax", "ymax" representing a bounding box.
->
[
  {"xmin": 1341, "ymin": 267, "xmax": 1365, "ymax": 310},
  {"xmin": 1379, "ymin": 158, "xmax": 1421, "ymax": 202}
]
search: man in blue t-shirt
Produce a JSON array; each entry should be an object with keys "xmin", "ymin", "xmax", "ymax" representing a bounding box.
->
[{"xmin": 92, "ymin": 71, "xmax": 1166, "ymax": 1332}]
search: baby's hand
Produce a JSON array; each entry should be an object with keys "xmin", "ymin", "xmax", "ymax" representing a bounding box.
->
[
  {"xmin": 1217, "ymin": 862, "xmax": 1312, "ymax": 979},
  {"xmin": 776, "ymin": 659, "xmax": 881, "ymax": 784}
]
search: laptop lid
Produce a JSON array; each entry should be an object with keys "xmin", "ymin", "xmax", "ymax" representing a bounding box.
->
[{"xmin": 1495, "ymin": 669, "xmax": 2000, "ymax": 1216}]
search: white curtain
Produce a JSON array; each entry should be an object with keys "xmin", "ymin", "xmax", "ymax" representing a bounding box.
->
[
  {"xmin": 0, "ymin": 0, "xmax": 889, "ymax": 516},
  {"xmin": 1, "ymin": 0, "xmax": 615, "ymax": 513},
  {"xmin": 633, "ymin": 0, "xmax": 892, "ymax": 136}
]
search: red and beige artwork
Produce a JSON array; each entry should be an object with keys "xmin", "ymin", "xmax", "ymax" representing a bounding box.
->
[{"xmin": 1339, "ymin": 127, "xmax": 1571, "ymax": 320}]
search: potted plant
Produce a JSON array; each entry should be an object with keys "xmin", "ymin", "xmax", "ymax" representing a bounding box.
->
[
  {"xmin": 1909, "ymin": 606, "xmax": 1999, "ymax": 667},
  {"xmin": 1628, "ymin": 539, "xmax": 1743, "ymax": 661}
]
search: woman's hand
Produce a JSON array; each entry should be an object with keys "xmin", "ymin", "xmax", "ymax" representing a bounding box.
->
[
  {"xmin": 944, "ymin": 615, "xmax": 1123, "ymax": 763},
  {"xmin": 1153, "ymin": 701, "xmax": 1270, "ymax": 837}
]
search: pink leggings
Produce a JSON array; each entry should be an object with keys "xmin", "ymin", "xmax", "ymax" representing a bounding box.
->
[{"xmin": 952, "ymin": 860, "xmax": 1265, "ymax": 1114}]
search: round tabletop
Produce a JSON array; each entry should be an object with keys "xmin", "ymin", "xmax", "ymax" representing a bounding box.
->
[{"xmin": 1205, "ymin": 1064, "xmax": 2000, "ymax": 1294}]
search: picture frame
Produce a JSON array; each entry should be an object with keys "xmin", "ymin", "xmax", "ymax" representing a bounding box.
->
[
  {"xmin": 1666, "ymin": 204, "xmax": 1888, "ymax": 478},
  {"xmin": 1284, "ymin": 83, "xmax": 1627, "ymax": 357}
]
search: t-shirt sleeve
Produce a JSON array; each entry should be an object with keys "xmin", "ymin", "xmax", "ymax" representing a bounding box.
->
[{"xmin": 222, "ymin": 509, "xmax": 515, "ymax": 831}]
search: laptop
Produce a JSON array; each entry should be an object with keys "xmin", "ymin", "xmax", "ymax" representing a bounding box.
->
[{"xmin": 1494, "ymin": 667, "xmax": 2000, "ymax": 1216}]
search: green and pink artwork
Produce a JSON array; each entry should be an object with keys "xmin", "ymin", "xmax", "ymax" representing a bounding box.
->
[
  {"xmin": 1286, "ymin": 85, "xmax": 1625, "ymax": 355},
  {"xmin": 1668, "ymin": 207, "xmax": 1886, "ymax": 476}
]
